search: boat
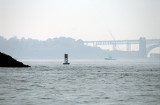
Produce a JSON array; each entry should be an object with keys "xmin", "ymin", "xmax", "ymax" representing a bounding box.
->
[{"xmin": 104, "ymin": 56, "xmax": 116, "ymax": 60}]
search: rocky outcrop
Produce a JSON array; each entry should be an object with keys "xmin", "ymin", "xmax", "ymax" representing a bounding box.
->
[{"xmin": 0, "ymin": 52, "xmax": 30, "ymax": 67}]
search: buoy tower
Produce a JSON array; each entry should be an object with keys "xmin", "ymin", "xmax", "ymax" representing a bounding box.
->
[{"xmin": 63, "ymin": 54, "xmax": 70, "ymax": 65}]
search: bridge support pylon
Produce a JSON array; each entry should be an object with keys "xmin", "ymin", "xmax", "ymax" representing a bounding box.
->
[
  {"xmin": 139, "ymin": 37, "xmax": 146, "ymax": 58},
  {"xmin": 126, "ymin": 44, "xmax": 131, "ymax": 51}
]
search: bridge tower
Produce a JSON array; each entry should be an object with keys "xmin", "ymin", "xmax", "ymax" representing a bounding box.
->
[{"xmin": 139, "ymin": 37, "xmax": 146, "ymax": 58}]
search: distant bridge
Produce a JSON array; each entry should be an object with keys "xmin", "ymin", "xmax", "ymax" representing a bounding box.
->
[{"xmin": 84, "ymin": 37, "xmax": 160, "ymax": 58}]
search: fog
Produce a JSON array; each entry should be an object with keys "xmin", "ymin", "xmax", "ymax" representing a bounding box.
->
[
  {"xmin": 1, "ymin": 36, "xmax": 158, "ymax": 60},
  {"xmin": 0, "ymin": 0, "xmax": 160, "ymax": 40}
]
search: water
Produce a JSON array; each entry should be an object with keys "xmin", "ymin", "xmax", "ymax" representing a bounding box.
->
[{"xmin": 0, "ymin": 60, "xmax": 160, "ymax": 105}]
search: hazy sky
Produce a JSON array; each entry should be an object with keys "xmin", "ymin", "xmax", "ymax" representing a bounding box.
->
[{"xmin": 0, "ymin": 0, "xmax": 160, "ymax": 40}]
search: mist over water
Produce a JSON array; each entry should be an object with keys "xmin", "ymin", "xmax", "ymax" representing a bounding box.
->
[
  {"xmin": 0, "ymin": 59, "xmax": 160, "ymax": 105},
  {"xmin": 1, "ymin": 0, "xmax": 160, "ymax": 104}
]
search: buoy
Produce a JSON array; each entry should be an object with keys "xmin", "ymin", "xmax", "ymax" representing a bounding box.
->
[{"xmin": 63, "ymin": 54, "xmax": 70, "ymax": 65}]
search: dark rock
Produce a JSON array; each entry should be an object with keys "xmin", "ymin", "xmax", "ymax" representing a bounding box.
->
[{"xmin": 0, "ymin": 52, "xmax": 30, "ymax": 67}]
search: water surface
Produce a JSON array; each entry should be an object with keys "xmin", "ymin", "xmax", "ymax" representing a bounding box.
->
[{"xmin": 0, "ymin": 60, "xmax": 160, "ymax": 105}]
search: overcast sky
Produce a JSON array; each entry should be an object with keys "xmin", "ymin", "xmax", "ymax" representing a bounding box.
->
[{"xmin": 0, "ymin": 0, "xmax": 160, "ymax": 40}]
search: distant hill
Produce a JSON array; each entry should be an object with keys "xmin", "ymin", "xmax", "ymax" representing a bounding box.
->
[{"xmin": 0, "ymin": 36, "xmax": 108, "ymax": 59}]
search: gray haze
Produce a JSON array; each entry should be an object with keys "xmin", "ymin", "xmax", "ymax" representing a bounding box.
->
[
  {"xmin": 0, "ymin": 0, "xmax": 160, "ymax": 40},
  {"xmin": 0, "ymin": 36, "xmax": 107, "ymax": 59},
  {"xmin": 0, "ymin": 36, "xmax": 152, "ymax": 59}
]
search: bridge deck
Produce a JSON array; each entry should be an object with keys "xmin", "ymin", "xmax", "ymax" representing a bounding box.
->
[{"xmin": 84, "ymin": 39, "xmax": 160, "ymax": 45}]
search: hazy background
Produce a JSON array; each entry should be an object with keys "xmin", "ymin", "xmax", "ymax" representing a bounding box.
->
[
  {"xmin": 0, "ymin": 36, "xmax": 158, "ymax": 59},
  {"xmin": 0, "ymin": 0, "xmax": 160, "ymax": 41}
]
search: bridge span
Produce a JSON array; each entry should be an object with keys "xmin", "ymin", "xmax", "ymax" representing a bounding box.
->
[{"xmin": 84, "ymin": 37, "xmax": 160, "ymax": 58}]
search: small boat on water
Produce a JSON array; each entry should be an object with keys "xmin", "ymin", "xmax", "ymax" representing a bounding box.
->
[{"xmin": 104, "ymin": 56, "xmax": 116, "ymax": 60}]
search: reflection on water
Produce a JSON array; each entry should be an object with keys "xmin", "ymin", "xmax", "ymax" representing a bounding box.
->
[{"xmin": 0, "ymin": 60, "xmax": 160, "ymax": 105}]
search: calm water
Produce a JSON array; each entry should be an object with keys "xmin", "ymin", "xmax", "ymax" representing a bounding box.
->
[{"xmin": 0, "ymin": 60, "xmax": 160, "ymax": 105}]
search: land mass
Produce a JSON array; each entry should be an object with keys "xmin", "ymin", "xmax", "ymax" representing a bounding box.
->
[
  {"xmin": 0, "ymin": 36, "xmax": 143, "ymax": 59},
  {"xmin": 0, "ymin": 52, "xmax": 30, "ymax": 67}
]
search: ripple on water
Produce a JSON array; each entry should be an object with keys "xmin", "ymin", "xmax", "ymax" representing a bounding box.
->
[{"xmin": 0, "ymin": 60, "xmax": 160, "ymax": 105}]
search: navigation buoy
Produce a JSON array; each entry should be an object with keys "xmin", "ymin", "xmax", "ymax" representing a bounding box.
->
[{"xmin": 63, "ymin": 54, "xmax": 70, "ymax": 65}]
